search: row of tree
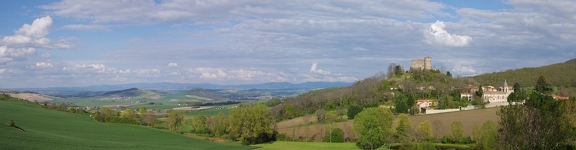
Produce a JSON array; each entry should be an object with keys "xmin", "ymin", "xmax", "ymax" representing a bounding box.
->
[
  {"xmin": 175, "ymin": 104, "xmax": 276, "ymax": 145},
  {"xmin": 92, "ymin": 106, "xmax": 158, "ymax": 126}
]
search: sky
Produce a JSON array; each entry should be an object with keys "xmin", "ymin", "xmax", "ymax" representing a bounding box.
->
[{"xmin": 0, "ymin": 0, "xmax": 575, "ymax": 88}]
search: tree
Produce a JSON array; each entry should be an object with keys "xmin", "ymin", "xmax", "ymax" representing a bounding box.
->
[
  {"xmin": 396, "ymin": 113, "xmax": 412, "ymax": 138},
  {"xmin": 513, "ymin": 83, "xmax": 521, "ymax": 92},
  {"xmin": 143, "ymin": 111, "xmax": 157, "ymax": 126},
  {"xmin": 210, "ymin": 113, "xmax": 228, "ymax": 137},
  {"xmin": 191, "ymin": 114, "xmax": 208, "ymax": 134},
  {"xmin": 388, "ymin": 63, "xmax": 399, "ymax": 78},
  {"xmin": 166, "ymin": 110, "xmax": 184, "ymax": 132},
  {"xmin": 347, "ymin": 105, "xmax": 363, "ymax": 120},
  {"xmin": 471, "ymin": 124, "xmax": 481, "ymax": 143},
  {"xmin": 120, "ymin": 108, "xmax": 136, "ymax": 119},
  {"xmin": 475, "ymin": 85, "xmax": 483, "ymax": 98},
  {"xmin": 417, "ymin": 120, "xmax": 433, "ymax": 141},
  {"xmin": 497, "ymin": 76, "xmax": 574, "ymax": 149},
  {"xmin": 282, "ymin": 104, "xmax": 295, "ymax": 119},
  {"xmin": 265, "ymin": 98, "xmax": 281, "ymax": 107},
  {"xmin": 227, "ymin": 104, "xmax": 275, "ymax": 145},
  {"xmin": 323, "ymin": 128, "xmax": 344, "ymax": 143},
  {"xmin": 353, "ymin": 107, "xmax": 394, "ymax": 150},
  {"xmin": 138, "ymin": 106, "xmax": 147, "ymax": 119},
  {"xmin": 316, "ymin": 109, "xmax": 327, "ymax": 122},
  {"xmin": 506, "ymin": 92, "xmax": 517, "ymax": 103},
  {"xmin": 395, "ymin": 96, "xmax": 409, "ymax": 113},
  {"xmin": 395, "ymin": 65, "xmax": 404, "ymax": 76},
  {"xmin": 480, "ymin": 120, "xmax": 497, "ymax": 150},
  {"xmin": 58, "ymin": 102, "xmax": 68, "ymax": 111},
  {"xmin": 535, "ymin": 75, "xmax": 553, "ymax": 94},
  {"xmin": 446, "ymin": 71, "xmax": 452, "ymax": 77},
  {"xmin": 449, "ymin": 121, "xmax": 464, "ymax": 143}
]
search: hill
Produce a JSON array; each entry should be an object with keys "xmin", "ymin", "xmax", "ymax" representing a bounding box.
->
[
  {"xmin": 472, "ymin": 58, "xmax": 576, "ymax": 87},
  {"xmin": 186, "ymin": 88, "xmax": 225, "ymax": 101},
  {"xmin": 0, "ymin": 94, "xmax": 252, "ymax": 150},
  {"xmin": 101, "ymin": 88, "xmax": 145, "ymax": 97}
]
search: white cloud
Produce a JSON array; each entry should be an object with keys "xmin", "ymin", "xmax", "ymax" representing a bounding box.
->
[
  {"xmin": 133, "ymin": 69, "xmax": 161, "ymax": 74},
  {"xmin": 1, "ymin": 16, "xmax": 72, "ymax": 49},
  {"xmin": 41, "ymin": 53, "xmax": 51, "ymax": 58},
  {"xmin": 62, "ymin": 24, "xmax": 110, "ymax": 31},
  {"xmin": 36, "ymin": 62, "xmax": 54, "ymax": 68},
  {"xmin": 64, "ymin": 63, "xmax": 109, "ymax": 73},
  {"xmin": 118, "ymin": 69, "xmax": 131, "ymax": 74},
  {"xmin": 168, "ymin": 63, "xmax": 178, "ymax": 67},
  {"xmin": 0, "ymin": 68, "xmax": 5, "ymax": 74},
  {"xmin": 0, "ymin": 46, "xmax": 36, "ymax": 58},
  {"xmin": 424, "ymin": 20, "xmax": 472, "ymax": 47},
  {"xmin": 310, "ymin": 63, "xmax": 331, "ymax": 75},
  {"xmin": 452, "ymin": 64, "xmax": 476, "ymax": 74},
  {"xmin": 0, "ymin": 46, "xmax": 36, "ymax": 64}
]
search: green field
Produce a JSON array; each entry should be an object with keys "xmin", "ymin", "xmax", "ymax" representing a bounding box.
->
[{"xmin": 0, "ymin": 97, "xmax": 253, "ymax": 150}]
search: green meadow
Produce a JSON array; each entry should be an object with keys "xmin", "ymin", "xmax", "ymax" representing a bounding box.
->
[{"xmin": 0, "ymin": 97, "xmax": 253, "ymax": 150}]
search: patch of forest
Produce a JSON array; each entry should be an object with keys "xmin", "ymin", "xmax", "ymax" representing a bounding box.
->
[{"xmin": 472, "ymin": 58, "xmax": 576, "ymax": 88}]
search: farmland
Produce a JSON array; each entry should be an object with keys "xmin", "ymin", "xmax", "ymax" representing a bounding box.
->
[
  {"xmin": 276, "ymin": 107, "xmax": 499, "ymax": 141},
  {"xmin": 255, "ymin": 141, "xmax": 388, "ymax": 150},
  {"xmin": 0, "ymin": 97, "xmax": 253, "ymax": 150}
]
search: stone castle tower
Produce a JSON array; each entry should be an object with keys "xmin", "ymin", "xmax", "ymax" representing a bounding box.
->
[{"xmin": 411, "ymin": 56, "xmax": 432, "ymax": 70}]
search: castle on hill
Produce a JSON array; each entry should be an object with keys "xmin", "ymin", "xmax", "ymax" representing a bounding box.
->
[{"xmin": 411, "ymin": 56, "xmax": 432, "ymax": 70}]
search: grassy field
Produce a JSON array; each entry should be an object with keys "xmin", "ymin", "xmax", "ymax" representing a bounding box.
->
[
  {"xmin": 276, "ymin": 107, "xmax": 500, "ymax": 141},
  {"xmin": 0, "ymin": 97, "xmax": 253, "ymax": 150},
  {"xmin": 254, "ymin": 141, "xmax": 389, "ymax": 150}
]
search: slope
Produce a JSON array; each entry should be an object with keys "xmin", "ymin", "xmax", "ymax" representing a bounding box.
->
[
  {"xmin": 0, "ymin": 95, "xmax": 252, "ymax": 150},
  {"xmin": 186, "ymin": 88, "xmax": 225, "ymax": 101},
  {"xmin": 472, "ymin": 58, "xmax": 576, "ymax": 87}
]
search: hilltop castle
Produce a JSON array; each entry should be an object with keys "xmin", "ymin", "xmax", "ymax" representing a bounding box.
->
[{"xmin": 411, "ymin": 56, "xmax": 432, "ymax": 70}]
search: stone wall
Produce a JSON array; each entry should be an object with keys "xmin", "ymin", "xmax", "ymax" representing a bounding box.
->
[{"xmin": 411, "ymin": 56, "xmax": 432, "ymax": 70}]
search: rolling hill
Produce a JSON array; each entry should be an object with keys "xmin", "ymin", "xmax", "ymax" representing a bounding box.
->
[
  {"xmin": 472, "ymin": 58, "xmax": 576, "ymax": 87},
  {"xmin": 186, "ymin": 88, "xmax": 225, "ymax": 101},
  {"xmin": 100, "ymin": 88, "xmax": 163, "ymax": 99},
  {"xmin": 0, "ymin": 94, "xmax": 252, "ymax": 150}
]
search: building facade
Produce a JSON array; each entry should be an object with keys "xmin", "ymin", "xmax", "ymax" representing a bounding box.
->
[{"xmin": 461, "ymin": 80, "xmax": 513, "ymax": 103}]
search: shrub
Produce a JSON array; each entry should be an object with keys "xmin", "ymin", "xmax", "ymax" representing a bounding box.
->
[{"xmin": 323, "ymin": 128, "xmax": 344, "ymax": 143}]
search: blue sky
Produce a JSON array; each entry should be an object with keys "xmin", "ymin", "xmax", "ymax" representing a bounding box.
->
[{"xmin": 1, "ymin": 0, "xmax": 575, "ymax": 88}]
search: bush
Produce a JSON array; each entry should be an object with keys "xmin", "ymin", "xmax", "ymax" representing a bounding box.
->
[
  {"xmin": 347, "ymin": 105, "xmax": 363, "ymax": 120},
  {"xmin": 418, "ymin": 142, "xmax": 436, "ymax": 150},
  {"xmin": 323, "ymin": 128, "xmax": 344, "ymax": 143},
  {"xmin": 276, "ymin": 133, "xmax": 287, "ymax": 141}
]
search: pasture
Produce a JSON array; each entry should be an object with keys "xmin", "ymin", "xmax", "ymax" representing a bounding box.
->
[{"xmin": 0, "ymin": 98, "xmax": 253, "ymax": 150}]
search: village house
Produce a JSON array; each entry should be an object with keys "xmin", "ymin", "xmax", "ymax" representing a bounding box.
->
[{"xmin": 461, "ymin": 80, "xmax": 513, "ymax": 103}]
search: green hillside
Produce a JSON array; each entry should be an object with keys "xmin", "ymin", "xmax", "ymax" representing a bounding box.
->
[
  {"xmin": 101, "ymin": 88, "xmax": 156, "ymax": 97},
  {"xmin": 187, "ymin": 88, "xmax": 225, "ymax": 101},
  {"xmin": 0, "ymin": 95, "xmax": 252, "ymax": 150},
  {"xmin": 472, "ymin": 58, "xmax": 576, "ymax": 87}
]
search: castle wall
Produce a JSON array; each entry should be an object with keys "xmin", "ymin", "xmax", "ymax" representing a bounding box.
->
[{"xmin": 411, "ymin": 56, "xmax": 431, "ymax": 70}]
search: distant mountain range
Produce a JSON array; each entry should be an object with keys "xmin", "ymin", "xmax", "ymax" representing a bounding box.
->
[{"xmin": 11, "ymin": 81, "xmax": 352, "ymax": 92}]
